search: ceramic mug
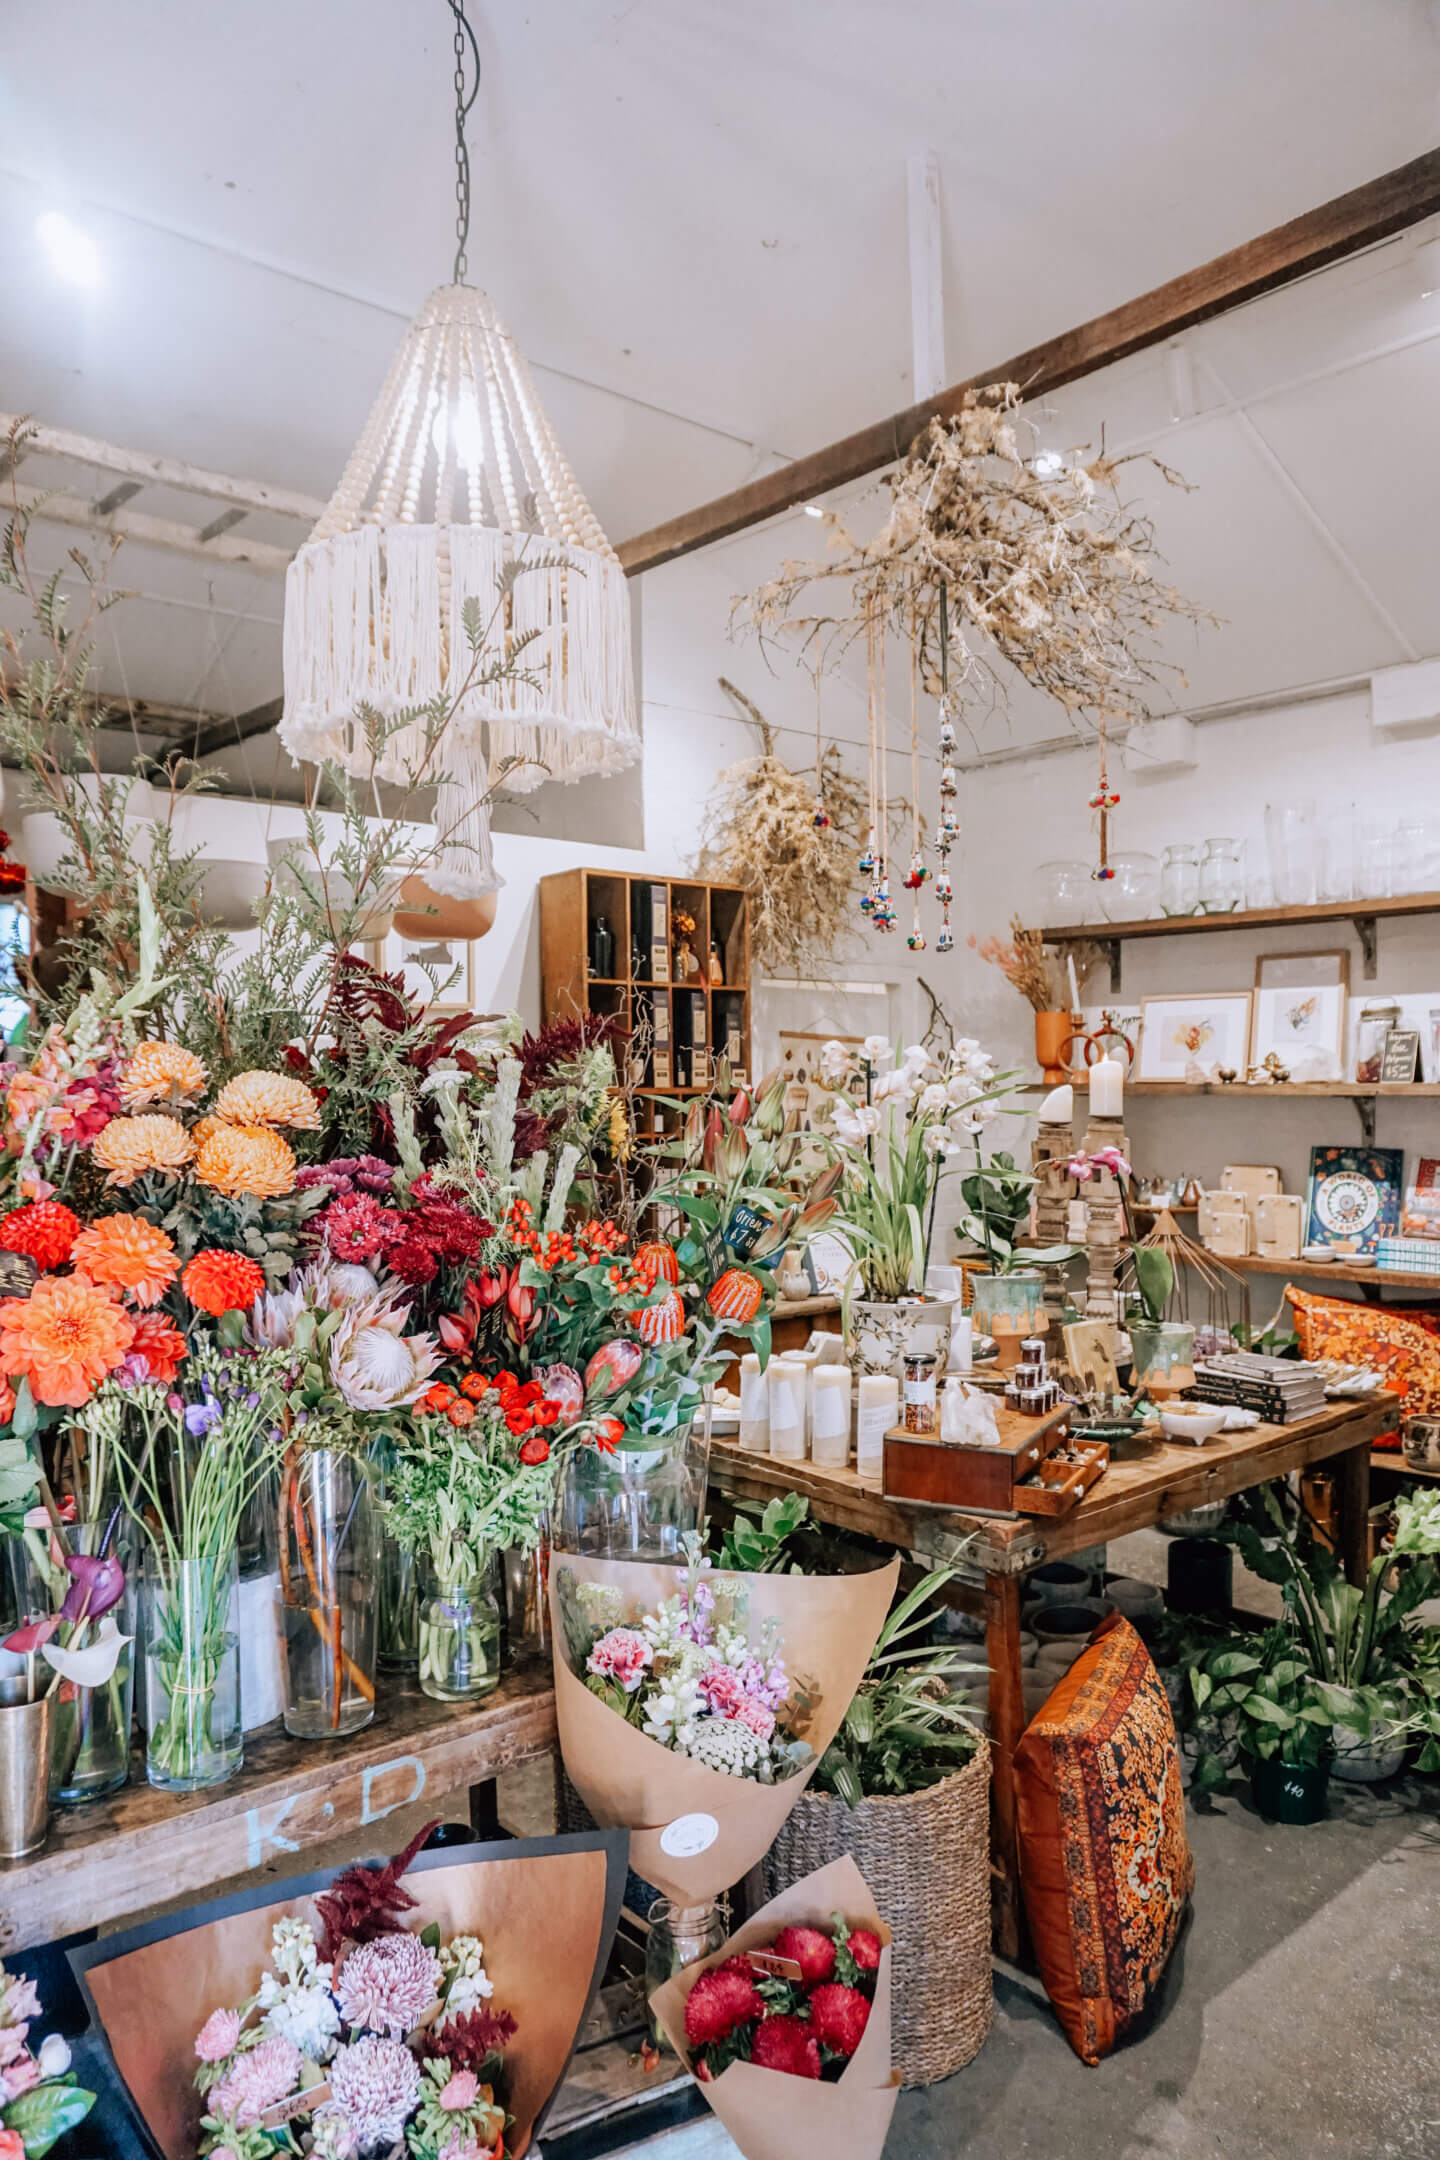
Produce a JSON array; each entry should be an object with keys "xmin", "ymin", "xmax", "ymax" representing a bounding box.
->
[{"xmin": 1403, "ymin": 1416, "xmax": 1440, "ymax": 1469}]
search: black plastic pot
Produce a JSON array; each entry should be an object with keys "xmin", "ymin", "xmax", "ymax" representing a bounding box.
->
[
  {"xmin": 1167, "ymin": 1536, "xmax": 1233, "ymax": 1614},
  {"xmin": 1251, "ymin": 1754, "xmax": 1330, "ymax": 1825}
]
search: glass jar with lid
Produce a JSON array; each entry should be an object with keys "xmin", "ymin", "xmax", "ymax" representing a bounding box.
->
[
  {"xmin": 1355, "ymin": 1000, "xmax": 1402, "ymax": 1086},
  {"xmin": 1159, "ymin": 844, "xmax": 1201, "ymax": 917},
  {"xmin": 1198, "ymin": 838, "xmax": 1243, "ymax": 914}
]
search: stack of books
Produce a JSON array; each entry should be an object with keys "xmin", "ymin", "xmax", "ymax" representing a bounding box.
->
[
  {"xmin": 1190, "ymin": 1351, "xmax": 1327, "ymax": 1424},
  {"xmin": 1376, "ymin": 1236, "xmax": 1440, "ymax": 1276}
]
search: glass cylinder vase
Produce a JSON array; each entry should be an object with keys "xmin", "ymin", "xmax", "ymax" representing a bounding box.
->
[
  {"xmin": 552, "ymin": 1425, "xmax": 709, "ymax": 1562},
  {"xmin": 369, "ymin": 1436, "xmax": 421, "ymax": 1672},
  {"xmin": 46, "ymin": 1524, "xmax": 136, "ymax": 1807},
  {"xmin": 278, "ymin": 1447, "xmax": 378, "ymax": 1740},
  {"xmin": 142, "ymin": 1551, "xmax": 242, "ymax": 1793},
  {"xmin": 419, "ymin": 1559, "xmax": 501, "ymax": 1702},
  {"xmin": 644, "ymin": 1897, "xmax": 727, "ymax": 2049}
]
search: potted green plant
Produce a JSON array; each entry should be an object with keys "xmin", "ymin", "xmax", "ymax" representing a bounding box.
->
[
  {"xmin": 954, "ymin": 1149, "xmax": 1082, "ymax": 1359},
  {"xmin": 1124, "ymin": 1246, "xmax": 1196, "ymax": 1396}
]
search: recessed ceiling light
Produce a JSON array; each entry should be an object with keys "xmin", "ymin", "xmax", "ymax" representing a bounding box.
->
[
  {"xmin": 36, "ymin": 212, "xmax": 100, "ymax": 288},
  {"xmin": 803, "ymin": 503, "xmax": 824, "ymax": 518}
]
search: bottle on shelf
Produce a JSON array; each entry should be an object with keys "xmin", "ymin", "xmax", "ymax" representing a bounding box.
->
[
  {"xmin": 588, "ymin": 914, "xmax": 615, "ymax": 978},
  {"xmin": 708, "ymin": 936, "xmax": 723, "ymax": 985}
]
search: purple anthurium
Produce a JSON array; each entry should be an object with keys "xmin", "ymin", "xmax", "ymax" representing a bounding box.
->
[{"xmin": 60, "ymin": 1549, "xmax": 125, "ymax": 1624}]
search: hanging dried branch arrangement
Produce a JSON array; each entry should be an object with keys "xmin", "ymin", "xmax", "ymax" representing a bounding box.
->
[
  {"xmin": 696, "ymin": 679, "xmax": 910, "ymax": 976},
  {"xmin": 738, "ymin": 383, "xmax": 1215, "ymax": 888}
]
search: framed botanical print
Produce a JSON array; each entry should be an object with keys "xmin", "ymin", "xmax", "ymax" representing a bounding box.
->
[
  {"xmin": 1249, "ymin": 975, "xmax": 1347, "ymax": 1079},
  {"xmin": 1136, "ymin": 992, "xmax": 1252, "ymax": 1082},
  {"xmin": 368, "ymin": 931, "xmax": 474, "ymax": 1015}
]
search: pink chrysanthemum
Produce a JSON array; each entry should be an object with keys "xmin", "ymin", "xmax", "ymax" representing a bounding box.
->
[
  {"xmin": 326, "ymin": 2034, "xmax": 422, "ymax": 2147},
  {"xmin": 335, "ymin": 1931, "xmax": 442, "ymax": 2038},
  {"xmin": 207, "ymin": 2033, "xmax": 303, "ymax": 2127},
  {"xmin": 194, "ymin": 2006, "xmax": 241, "ymax": 2063}
]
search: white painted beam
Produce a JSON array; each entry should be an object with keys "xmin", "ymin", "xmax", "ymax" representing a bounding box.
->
[
  {"xmin": 0, "ymin": 414, "xmax": 325, "ymax": 525},
  {"xmin": 13, "ymin": 486, "xmax": 293, "ymax": 575},
  {"xmin": 906, "ymin": 149, "xmax": 946, "ymax": 403}
]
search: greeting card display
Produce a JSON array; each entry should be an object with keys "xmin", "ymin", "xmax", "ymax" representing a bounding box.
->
[{"xmin": 1304, "ymin": 1145, "xmax": 1403, "ymax": 1256}]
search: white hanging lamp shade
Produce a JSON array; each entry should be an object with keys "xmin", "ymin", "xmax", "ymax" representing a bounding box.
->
[{"xmin": 280, "ymin": 282, "xmax": 639, "ymax": 899}]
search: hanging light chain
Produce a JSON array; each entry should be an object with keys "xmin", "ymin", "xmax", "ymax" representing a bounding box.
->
[{"xmin": 449, "ymin": 0, "xmax": 481, "ymax": 285}]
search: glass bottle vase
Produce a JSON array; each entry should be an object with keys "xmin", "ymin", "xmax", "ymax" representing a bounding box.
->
[
  {"xmin": 644, "ymin": 1898, "xmax": 727, "ymax": 2049},
  {"xmin": 143, "ymin": 1551, "xmax": 242, "ymax": 1793},
  {"xmin": 418, "ymin": 1560, "xmax": 502, "ymax": 1702},
  {"xmin": 279, "ymin": 1447, "xmax": 378, "ymax": 1740},
  {"xmin": 551, "ymin": 1425, "xmax": 709, "ymax": 1562},
  {"xmin": 50, "ymin": 1530, "xmax": 136, "ymax": 1806}
]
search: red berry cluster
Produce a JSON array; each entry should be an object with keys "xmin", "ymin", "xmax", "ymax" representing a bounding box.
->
[
  {"xmin": 417, "ymin": 1369, "xmax": 562, "ymax": 1465},
  {"xmin": 508, "ymin": 1201, "xmax": 628, "ymax": 1275}
]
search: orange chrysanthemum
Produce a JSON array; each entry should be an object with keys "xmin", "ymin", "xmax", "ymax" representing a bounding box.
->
[
  {"xmin": 70, "ymin": 1214, "xmax": 179, "ymax": 1308},
  {"xmin": 212, "ymin": 1071, "xmax": 320, "ymax": 1131},
  {"xmin": 193, "ymin": 1124, "xmax": 296, "ymax": 1200},
  {"xmin": 181, "ymin": 1250, "xmax": 267, "ymax": 1317},
  {"xmin": 90, "ymin": 1114, "xmax": 194, "ymax": 1188},
  {"xmin": 118, "ymin": 1041, "xmax": 208, "ymax": 1110},
  {"xmin": 127, "ymin": 1309, "xmax": 187, "ymax": 1385},
  {"xmin": 0, "ymin": 1276, "xmax": 135, "ymax": 1408},
  {"xmin": 191, "ymin": 1114, "xmax": 227, "ymax": 1151}
]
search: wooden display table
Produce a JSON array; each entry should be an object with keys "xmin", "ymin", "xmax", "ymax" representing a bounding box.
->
[
  {"xmin": 708, "ymin": 1396, "xmax": 1395, "ymax": 1958},
  {"xmin": 0, "ymin": 1666, "xmax": 556, "ymax": 1952}
]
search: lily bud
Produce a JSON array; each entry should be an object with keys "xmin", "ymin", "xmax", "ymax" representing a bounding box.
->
[{"xmin": 728, "ymin": 1089, "xmax": 751, "ymax": 1127}]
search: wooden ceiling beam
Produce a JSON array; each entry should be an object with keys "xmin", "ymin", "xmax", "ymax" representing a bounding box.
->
[{"xmin": 616, "ymin": 147, "xmax": 1440, "ymax": 576}]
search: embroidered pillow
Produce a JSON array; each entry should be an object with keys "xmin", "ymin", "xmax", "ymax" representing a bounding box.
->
[
  {"xmin": 1014, "ymin": 1613, "xmax": 1193, "ymax": 2066},
  {"xmin": 1286, "ymin": 1285, "xmax": 1430, "ymax": 1447}
]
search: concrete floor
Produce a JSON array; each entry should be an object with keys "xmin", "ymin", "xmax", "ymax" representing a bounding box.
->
[{"xmin": 623, "ymin": 1781, "xmax": 1440, "ymax": 2159}]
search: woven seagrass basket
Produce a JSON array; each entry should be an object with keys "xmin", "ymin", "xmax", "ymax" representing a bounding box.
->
[{"xmin": 763, "ymin": 1744, "xmax": 992, "ymax": 2086}]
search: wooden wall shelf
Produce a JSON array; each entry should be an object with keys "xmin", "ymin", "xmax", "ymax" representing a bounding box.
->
[
  {"xmin": 1224, "ymin": 1251, "xmax": 1440, "ymax": 1293},
  {"xmin": 1024, "ymin": 890, "xmax": 1440, "ymax": 991},
  {"xmin": 1026, "ymin": 1075, "xmax": 1440, "ymax": 1142}
]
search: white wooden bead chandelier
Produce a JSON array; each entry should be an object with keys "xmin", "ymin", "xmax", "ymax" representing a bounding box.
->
[{"xmin": 280, "ymin": 4, "xmax": 638, "ymax": 898}]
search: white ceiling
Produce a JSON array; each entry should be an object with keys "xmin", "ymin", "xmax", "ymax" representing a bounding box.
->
[{"xmin": 0, "ymin": 0, "xmax": 1437, "ymax": 748}]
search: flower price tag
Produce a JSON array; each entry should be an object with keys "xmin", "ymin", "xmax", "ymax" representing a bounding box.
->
[
  {"xmin": 259, "ymin": 2080, "xmax": 332, "ymax": 2128},
  {"xmin": 745, "ymin": 1950, "xmax": 804, "ymax": 1981}
]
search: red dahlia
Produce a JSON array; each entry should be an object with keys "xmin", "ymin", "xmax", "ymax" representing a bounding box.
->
[
  {"xmin": 847, "ymin": 1928, "xmax": 882, "ymax": 1973},
  {"xmin": 0, "ymin": 1201, "xmax": 81, "ymax": 1271},
  {"xmin": 771, "ymin": 1926, "xmax": 835, "ymax": 1985},
  {"xmin": 749, "ymin": 2014, "xmax": 820, "ymax": 2080},
  {"xmin": 684, "ymin": 1960, "xmax": 764, "ymax": 2049},
  {"xmin": 807, "ymin": 1983, "xmax": 870, "ymax": 2058}
]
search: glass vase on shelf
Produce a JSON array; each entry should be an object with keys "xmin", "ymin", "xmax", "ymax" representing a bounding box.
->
[
  {"xmin": 278, "ymin": 1446, "xmax": 378, "ymax": 1740},
  {"xmin": 418, "ymin": 1555, "xmax": 502, "ymax": 1702},
  {"xmin": 552, "ymin": 1424, "xmax": 710, "ymax": 1562},
  {"xmin": 1159, "ymin": 844, "xmax": 1201, "ymax": 916},
  {"xmin": 370, "ymin": 1437, "xmax": 420, "ymax": 1673},
  {"xmin": 28, "ymin": 1521, "xmax": 136, "ymax": 1807},
  {"xmin": 644, "ymin": 1896, "xmax": 728, "ymax": 2049},
  {"xmin": 142, "ymin": 1550, "xmax": 242, "ymax": 1793},
  {"xmin": 1264, "ymin": 801, "xmax": 1318, "ymax": 905},
  {"xmin": 1198, "ymin": 838, "xmax": 1242, "ymax": 914}
]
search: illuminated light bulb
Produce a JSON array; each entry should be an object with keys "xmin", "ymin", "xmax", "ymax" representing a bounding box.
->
[{"xmin": 431, "ymin": 397, "xmax": 486, "ymax": 468}]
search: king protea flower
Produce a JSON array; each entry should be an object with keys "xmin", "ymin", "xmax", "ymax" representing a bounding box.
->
[
  {"xmin": 329, "ymin": 1293, "xmax": 440, "ymax": 1410},
  {"xmin": 584, "ymin": 1339, "xmax": 644, "ymax": 1395}
]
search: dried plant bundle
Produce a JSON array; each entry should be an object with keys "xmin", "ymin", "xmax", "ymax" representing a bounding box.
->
[
  {"xmin": 970, "ymin": 918, "xmax": 1103, "ymax": 1013},
  {"xmin": 738, "ymin": 384, "xmax": 1214, "ymax": 734}
]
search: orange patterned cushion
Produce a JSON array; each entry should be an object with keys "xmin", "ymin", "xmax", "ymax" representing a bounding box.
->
[
  {"xmin": 1286, "ymin": 1286, "xmax": 1428, "ymax": 1446},
  {"xmin": 1014, "ymin": 1614, "xmax": 1193, "ymax": 2065}
]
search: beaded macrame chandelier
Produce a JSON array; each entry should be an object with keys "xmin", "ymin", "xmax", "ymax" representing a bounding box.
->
[{"xmin": 280, "ymin": 2, "xmax": 638, "ymax": 899}]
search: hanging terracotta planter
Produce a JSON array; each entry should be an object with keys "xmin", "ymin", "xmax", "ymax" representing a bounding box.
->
[{"xmin": 390, "ymin": 873, "xmax": 498, "ymax": 942}]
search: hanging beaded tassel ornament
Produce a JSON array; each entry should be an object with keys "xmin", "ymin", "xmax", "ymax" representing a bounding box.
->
[
  {"xmin": 811, "ymin": 668, "xmax": 831, "ymax": 830},
  {"xmin": 933, "ymin": 584, "xmax": 959, "ymax": 951},
  {"xmin": 863, "ymin": 599, "xmax": 896, "ymax": 930},
  {"xmin": 904, "ymin": 648, "xmax": 929, "ymax": 948},
  {"xmin": 1090, "ymin": 714, "xmax": 1120, "ymax": 883}
]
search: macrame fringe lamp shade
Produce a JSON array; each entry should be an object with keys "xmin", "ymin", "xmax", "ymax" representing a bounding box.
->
[{"xmin": 280, "ymin": 282, "xmax": 638, "ymax": 898}]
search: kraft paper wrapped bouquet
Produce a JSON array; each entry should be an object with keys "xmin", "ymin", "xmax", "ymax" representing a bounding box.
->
[
  {"xmin": 650, "ymin": 1854, "xmax": 899, "ymax": 2160},
  {"xmin": 549, "ymin": 1546, "xmax": 899, "ymax": 1905}
]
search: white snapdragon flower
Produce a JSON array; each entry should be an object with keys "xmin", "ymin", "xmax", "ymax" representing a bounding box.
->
[{"xmin": 643, "ymin": 1676, "xmax": 703, "ymax": 1745}]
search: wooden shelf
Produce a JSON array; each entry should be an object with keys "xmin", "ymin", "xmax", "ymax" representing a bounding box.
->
[
  {"xmin": 1371, "ymin": 1449, "xmax": 1440, "ymax": 1481},
  {"xmin": 1035, "ymin": 890, "xmax": 1440, "ymax": 944},
  {"xmin": 1029, "ymin": 1080, "xmax": 1440, "ymax": 1099},
  {"xmin": 1222, "ymin": 1251, "xmax": 1440, "ymax": 1292}
]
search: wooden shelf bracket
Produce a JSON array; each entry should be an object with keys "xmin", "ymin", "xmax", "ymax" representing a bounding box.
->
[{"xmin": 1352, "ymin": 913, "xmax": 1378, "ymax": 981}]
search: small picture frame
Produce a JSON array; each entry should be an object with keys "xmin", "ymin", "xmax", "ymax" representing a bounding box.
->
[
  {"xmin": 1254, "ymin": 950, "xmax": 1348, "ymax": 991},
  {"xmin": 1136, "ymin": 992, "xmax": 1253, "ymax": 1083},
  {"xmin": 1249, "ymin": 961, "xmax": 1348, "ymax": 1079},
  {"xmin": 369, "ymin": 931, "xmax": 474, "ymax": 1015},
  {"xmin": 1381, "ymin": 1027, "xmax": 1421, "ymax": 1085}
]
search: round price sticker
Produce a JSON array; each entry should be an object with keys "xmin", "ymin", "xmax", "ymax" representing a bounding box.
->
[{"xmin": 659, "ymin": 1812, "xmax": 719, "ymax": 1858}]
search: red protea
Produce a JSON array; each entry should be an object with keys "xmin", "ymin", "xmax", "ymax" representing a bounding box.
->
[
  {"xmin": 684, "ymin": 1959, "xmax": 764, "ymax": 2049},
  {"xmin": 706, "ymin": 1268, "xmax": 764, "ymax": 1325},
  {"xmin": 583, "ymin": 1339, "xmax": 644, "ymax": 1395},
  {"xmin": 807, "ymin": 1983, "xmax": 871, "ymax": 2058},
  {"xmin": 749, "ymin": 2014, "xmax": 820, "ymax": 2080},
  {"xmin": 633, "ymin": 1241, "xmax": 680, "ymax": 1288},
  {"xmin": 770, "ymin": 1926, "xmax": 835, "ymax": 1985},
  {"xmin": 630, "ymin": 1289, "xmax": 685, "ymax": 1345}
]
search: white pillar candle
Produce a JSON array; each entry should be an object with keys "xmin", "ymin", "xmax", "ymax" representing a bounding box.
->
[
  {"xmin": 788, "ymin": 1347, "xmax": 825, "ymax": 1446},
  {"xmin": 768, "ymin": 1357, "xmax": 808, "ymax": 1461},
  {"xmin": 856, "ymin": 1373, "xmax": 899, "ymax": 1479},
  {"xmin": 738, "ymin": 1353, "xmax": 769, "ymax": 1452},
  {"xmin": 1036, "ymin": 1083, "xmax": 1073, "ymax": 1125},
  {"xmin": 1090, "ymin": 1055, "xmax": 1124, "ymax": 1118},
  {"xmin": 811, "ymin": 1366, "xmax": 852, "ymax": 1468},
  {"xmin": 948, "ymin": 1312, "xmax": 974, "ymax": 1372}
]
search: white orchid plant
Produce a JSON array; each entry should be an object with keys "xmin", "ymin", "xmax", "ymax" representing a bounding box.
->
[{"xmin": 814, "ymin": 1035, "xmax": 1023, "ymax": 1301}]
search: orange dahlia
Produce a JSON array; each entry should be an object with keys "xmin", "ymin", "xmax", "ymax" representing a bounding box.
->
[
  {"xmin": 0, "ymin": 1200, "xmax": 81, "ymax": 1270},
  {"xmin": 91, "ymin": 1114, "xmax": 194, "ymax": 1187},
  {"xmin": 181, "ymin": 1250, "xmax": 267, "ymax": 1316},
  {"xmin": 193, "ymin": 1123, "xmax": 296, "ymax": 1200},
  {"xmin": 127, "ymin": 1310, "xmax": 187, "ymax": 1384},
  {"xmin": 70, "ymin": 1215, "xmax": 178, "ymax": 1308},
  {"xmin": 0, "ymin": 1276, "xmax": 135, "ymax": 1408},
  {"xmin": 212, "ymin": 1071, "xmax": 320, "ymax": 1131},
  {"xmin": 118, "ymin": 1041, "xmax": 208, "ymax": 1109}
]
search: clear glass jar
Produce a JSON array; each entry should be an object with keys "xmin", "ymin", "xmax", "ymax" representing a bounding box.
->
[
  {"xmin": 378, "ymin": 1537, "xmax": 422, "ymax": 1672},
  {"xmin": 419, "ymin": 1561, "xmax": 502, "ymax": 1702},
  {"xmin": 1035, "ymin": 860, "xmax": 1092, "ymax": 927},
  {"xmin": 1265, "ymin": 801, "xmax": 1318, "ymax": 905},
  {"xmin": 40, "ymin": 1523, "xmax": 136, "ymax": 1806},
  {"xmin": 1198, "ymin": 838, "xmax": 1242, "ymax": 914},
  {"xmin": 1355, "ymin": 1001, "xmax": 1402, "ymax": 1086},
  {"xmin": 279, "ymin": 1447, "xmax": 378, "ymax": 1740},
  {"xmin": 644, "ymin": 1898, "xmax": 727, "ymax": 2050},
  {"xmin": 1159, "ymin": 844, "xmax": 1201, "ymax": 917},
  {"xmin": 502, "ymin": 1540, "xmax": 550, "ymax": 1665},
  {"xmin": 1103, "ymin": 852, "xmax": 1160, "ymax": 921},
  {"xmin": 552, "ymin": 1425, "xmax": 709, "ymax": 1562},
  {"xmin": 143, "ymin": 1551, "xmax": 242, "ymax": 1792}
]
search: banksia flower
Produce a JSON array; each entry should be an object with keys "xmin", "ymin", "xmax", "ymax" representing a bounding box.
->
[
  {"xmin": 634, "ymin": 1241, "xmax": 680, "ymax": 1288},
  {"xmin": 706, "ymin": 1268, "xmax": 764, "ymax": 1325},
  {"xmin": 213, "ymin": 1070, "xmax": 321, "ymax": 1130},
  {"xmin": 630, "ymin": 1289, "xmax": 685, "ymax": 1345}
]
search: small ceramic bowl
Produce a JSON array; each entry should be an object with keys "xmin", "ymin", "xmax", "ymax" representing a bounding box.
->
[
  {"xmin": 1160, "ymin": 1405, "xmax": 1227, "ymax": 1445},
  {"xmin": 1105, "ymin": 1575, "xmax": 1166, "ymax": 1623}
]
